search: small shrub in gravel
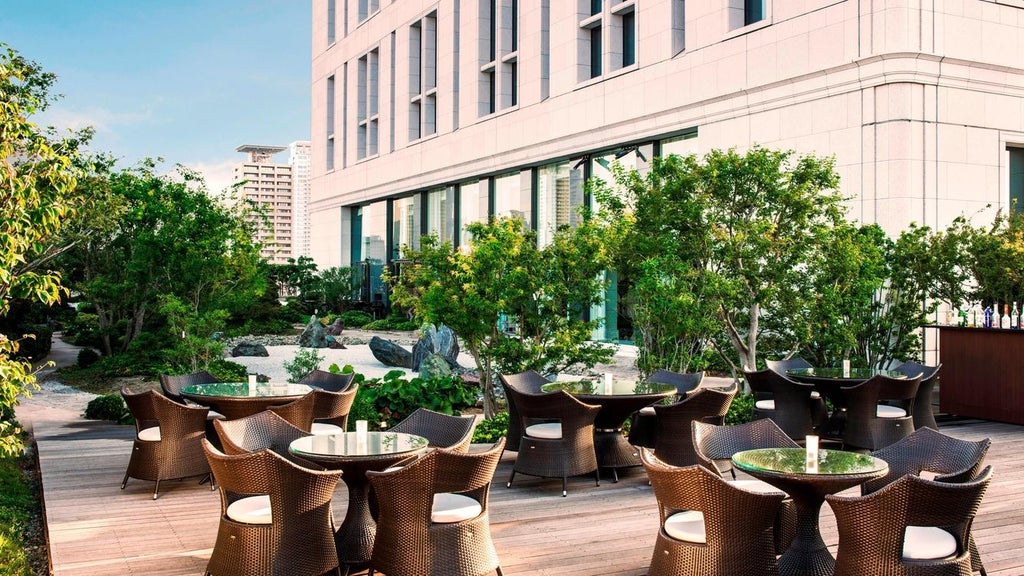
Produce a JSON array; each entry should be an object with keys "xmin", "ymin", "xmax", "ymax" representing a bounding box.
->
[
  {"xmin": 84, "ymin": 394, "xmax": 133, "ymax": 425},
  {"xmin": 77, "ymin": 348, "xmax": 100, "ymax": 369}
]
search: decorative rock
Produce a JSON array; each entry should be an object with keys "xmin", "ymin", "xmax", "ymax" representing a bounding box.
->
[
  {"xmin": 418, "ymin": 353, "xmax": 453, "ymax": 380},
  {"xmin": 326, "ymin": 335, "xmax": 346, "ymax": 349},
  {"xmin": 411, "ymin": 324, "xmax": 460, "ymax": 370},
  {"xmin": 325, "ymin": 318, "xmax": 345, "ymax": 336},
  {"xmin": 231, "ymin": 341, "xmax": 269, "ymax": 357},
  {"xmin": 369, "ymin": 336, "xmax": 414, "ymax": 368},
  {"xmin": 298, "ymin": 314, "xmax": 330, "ymax": 348}
]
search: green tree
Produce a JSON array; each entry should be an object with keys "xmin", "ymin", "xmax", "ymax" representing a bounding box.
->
[
  {"xmin": 389, "ymin": 217, "xmax": 613, "ymax": 417},
  {"xmin": 58, "ymin": 162, "xmax": 266, "ymax": 356},
  {"xmin": 0, "ymin": 44, "xmax": 87, "ymax": 455}
]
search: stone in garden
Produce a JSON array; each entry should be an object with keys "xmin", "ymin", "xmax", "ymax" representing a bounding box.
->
[
  {"xmin": 369, "ymin": 336, "xmax": 414, "ymax": 368},
  {"xmin": 299, "ymin": 314, "xmax": 330, "ymax": 348},
  {"xmin": 230, "ymin": 341, "xmax": 269, "ymax": 357},
  {"xmin": 325, "ymin": 318, "xmax": 345, "ymax": 336},
  {"xmin": 418, "ymin": 353, "xmax": 453, "ymax": 380},
  {"xmin": 326, "ymin": 335, "xmax": 346, "ymax": 349},
  {"xmin": 411, "ymin": 324, "xmax": 460, "ymax": 370}
]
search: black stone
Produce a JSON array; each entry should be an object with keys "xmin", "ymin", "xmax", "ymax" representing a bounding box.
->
[
  {"xmin": 230, "ymin": 342, "xmax": 269, "ymax": 357},
  {"xmin": 369, "ymin": 336, "xmax": 414, "ymax": 368}
]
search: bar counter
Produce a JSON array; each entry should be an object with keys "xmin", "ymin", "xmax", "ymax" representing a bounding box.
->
[{"xmin": 936, "ymin": 325, "xmax": 1024, "ymax": 425}]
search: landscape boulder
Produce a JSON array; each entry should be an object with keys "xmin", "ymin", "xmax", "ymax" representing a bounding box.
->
[
  {"xmin": 411, "ymin": 324, "xmax": 460, "ymax": 370},
  {"xmin": 369, "ymin": 336, "xmax": 414, "ymax": 368},
  {"xmin": 298, "ymin": 314, "xmax": 330, "ymax": 348},
  {"xmin": 418, "ymin": 353, "xmax": 453, "ymax": 380},
  {"xmin": 325, "ymin": 317, "xmax": 345, "ymax": 336},
  {"xmin": 231, "ymin": 341, "xmax": 269, "ymax": 357}
]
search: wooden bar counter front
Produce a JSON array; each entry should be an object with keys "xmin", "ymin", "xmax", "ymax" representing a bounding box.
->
[{"xmin": 937, "ymin": 325, "xmax": 1024, "ymax": 425}]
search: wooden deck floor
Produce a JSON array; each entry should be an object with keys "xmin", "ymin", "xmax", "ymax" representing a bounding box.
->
[{"xmin": 24, "ymin": 406, "xmax": 1024, "ymax": 576}]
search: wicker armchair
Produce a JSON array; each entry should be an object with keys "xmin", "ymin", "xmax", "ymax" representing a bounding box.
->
[
  {"xmin": 627, "ymin": 370, "xmax": 704, "ymax": 449},
  {"xmin": 691, "ymin": 419, "xmax": 799, "ymax": 553},
  {"xmin": 650, "ymin": 383, "xmax": 737, "ymax": 467},
  {"xmin": 841, "ymin": 373, "xmax": 921, "ymax": 450},
  {"xmin": 505, "ymin": 388, "xmax": 600, "ymax": 496},
  {"xmin": 120, "ymin": 386, "xmax": 212, "ymax": 499},
  {"xmin": 641, "ymin": 449, "xmax": 783, "ymax": 576},
  {"xmin": 892, "ymin": 360, "xmax": 942, "ymax": 430},
  {"xmin": 863, "ymin": 427, "xmax": 991, "ymax": 574},
  {"xmin": 743, "ymin": 368, "xmax": 819, "ymax": 440},
  {"xmin": 159, "ymin": 370, "xmax": 220, "ymax": 404},
  {"xmin": 202, "ymin": 439, "xmax": 343, "ymax": 576},
  {"xmin": 389, "ymin": 407, "xmax": 477, "ymax": 453},
  {"xmin": 266, "ymin": 391, "xmax": 318, "ymax": 432},
  {"xmin": 366, "ymin": 439, "xmax": 506, "ymax": 576},
  {"xmin": 305, "ymin": 385, "xmax": 359, "ymax": 435},
  {"xmin": 826, "ymin": 466, "xmax": 993, "ymax": 576},
  {"xmin": 764, "ymin": 357, "xmax": 813, "ymax": 374},
  {"xmin": 499, "ymin": 371, "xmax": 550, "ymax": 453},
  {"xmin": 213, "ymin": 410, "xmax": 309, "ymax": 458},
  {"xmin": 298, "ymin": 369, "xmax": 355, "ymax": 392}
]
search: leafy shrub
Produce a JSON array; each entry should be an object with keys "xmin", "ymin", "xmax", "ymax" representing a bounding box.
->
[
  {"xmin": 0, "ymin": 455, "xmax": 32, "ymax": 576},
  {"xmin": 339, "ymin": 310, "xmax": 373, "ymax": 328},
  {"xmin": 725, "ymin": 392, "xmax": 754, "ymax": 425},
  {"xmin": 225, "ymin": 318, "xmax": 294, "ymax": 338},
  {"xmin": 207, "ymin": 359, "xmax": 249, "ymax": 383},
  {"xmin": 472, "ymin": 411, "xmax": 508, "ymax": 444},
  {"xmin": 364, "ymin": 370, "xmax": 478, "ymax": 427},
  {"xmin": 363, "ymin": 316, "xmax": 419, "ymax": 331},
  {"xmin": 10, "ymin": 327, "xmax": 52, "ymax": 360},
  {"xmin": 94, "ymin": 353, "xmax": 160, "ymax": 378},
  {"xmin": 283, "ymin": 348, "xmax": 324, "ymax": 383},
  {"xmin": 62, "ymin": 312, "xmax": 102, "ymax": 348},
  {"xmin": 84, "ymin": 394, "xmax": 133, "ymax": 425},
  {"xmin": 77, "ymin": 348, "xmax": 100, "ymax": 369}
]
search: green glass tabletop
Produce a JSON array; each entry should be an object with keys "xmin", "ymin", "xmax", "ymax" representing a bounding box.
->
[
  {"xmin": 732, "ymin": 447, "xmax": 888, "ymax": 476},
  {"xmin": 786, "ymin": 367, "xmax": 906, "ymax": 380},
  {"xmin": 180, "ymin": 382, "xmax": 313, "ymax": 398},
  {"xmin": 290, "ymin": 432, "xmax": 429, "ymax": 459},
  {"xmin": 540, "ymin": 380, "xmax": 676, "ymax": 396}
]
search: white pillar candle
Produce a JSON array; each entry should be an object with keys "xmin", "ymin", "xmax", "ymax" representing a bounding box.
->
[
  {"xmin": 356, "ymin": 420, "xmax": 368, "ymax": 435},
  {"xmin": 603, "ymin": 373, "xmax": 614, "ymax": 395},
  {"xmin": 842, "ymin": 359, "xmax": 851, "ymax": 378},
  {"xmin": 247, "ymin": 374, "xmax": 257, "ymax": 396},
  {"xmin": 805, "ymin": 435, "xmax": 819, "ymax": 473}
]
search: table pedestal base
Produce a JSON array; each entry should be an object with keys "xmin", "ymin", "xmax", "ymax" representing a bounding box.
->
[
  {"xmin": 335, "ymin": 472, "xmax": 375, "ymax": 573},
  {"xmin": 777, "ymin": 497, "xmax": 834, "ymax": 576},
  {"xmin": 594, "ymin": 429, "xmax": 640, "ymax": 482}
]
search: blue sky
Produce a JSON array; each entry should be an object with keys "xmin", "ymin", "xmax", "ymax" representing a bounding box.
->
[{"xmin": 0, "ymin": 0, "xmax": 311, "ymax": 193}]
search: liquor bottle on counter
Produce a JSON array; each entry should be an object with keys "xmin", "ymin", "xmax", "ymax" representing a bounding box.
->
[
  {"xmin": 1002, "ymin": 304, "xmax": 1012, "ymax": 329},
  {"xmin": 958, "ymin": 307, "xmax": 968, "ymax": 327},
  {"xmin": 983, "ymin": 304, "xmax": 993, "ymax": 328},
  {"xmin": 1014, "ymin": 302, "xmax": 1020, "ymax": 330}
]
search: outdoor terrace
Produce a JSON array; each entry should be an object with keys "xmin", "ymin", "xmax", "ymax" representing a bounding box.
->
[{"xmin": 23, "ymin": 405, "xmax": 1024, "ymax": 576}]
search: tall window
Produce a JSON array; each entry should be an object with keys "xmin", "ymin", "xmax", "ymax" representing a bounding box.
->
[
  {"xmin": 660, "ymin": 130, "xmax": 698, "ymax": 158},
  {"xmin": 357, "ymin": 48, "xmax": 379, "ymax": 160},
  {"xmin": 579, "ymin": 0, "xmax": 637, "ymax": 82},
  {"xmin": 426, "ymin": 186, "xmax": 455, "ymax": 243},
  {"xmin": 671, "ymin": 0, "xmax": 685, "ymax": 54},
  {"xmin": 409, "ymin": 12, "xmax": 438, "ymax": 141},
  {"xmin": 359, "ymin": 0, "xmax": 380, "ymax": 22},
  {"xmin": 479, "ymin": 0, "xmax": 519, "ymax": 116},
  {"xmin": 493, "ymin": 171, "xmax": 529, "ymax": 225},
  {"xmin": 536, "ymin": 161, "xmax": 585, "ymax": 247},
  {"xmin": 326, "ymin": 75, "xmax": 336, "ymax": 170},
  {"xmin": 458, "ymin": 180, "xmax": 487, "ymax": 249},
  {"xmin": 744, "ymin": 0, "xmax": 764, "ymax": 25},
  {"xmin": 392, "ymin": 195, "xmax": 420, "ymax": 259},
  {"xmin": 1011, "ymin": 146, "xmax": 1024, "ymax": 213},
  {"xmin": 327, "ymin": 0, "xmax": 336, "ymax": 44}
]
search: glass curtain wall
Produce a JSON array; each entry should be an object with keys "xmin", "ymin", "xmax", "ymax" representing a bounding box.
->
[
  {"xmin": 536, "ymin": 161, "xmax": 585, "ymax": 247},
  {"xmin": 660, "ymin": 131, "xmax": 699, "ymax": 159},
  {"xmin": 426, "ymin": 186, "xmax": 455, "ymax": 244},
  {"xmin": 493, "ymin": 171, "xmax": 530, "ymax": 225},
  {"xmin": 392, "ymin": 195, "xmax": 420, "ymax": 259},
  {"xmin": 356, "ymin": 201, "xmax": 388, "ymax": 304},
  {"xmin": 458, "ymin": 180, "xmax": 487, "ymax": 249}
]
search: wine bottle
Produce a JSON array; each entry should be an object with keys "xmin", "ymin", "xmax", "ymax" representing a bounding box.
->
[
  {"xmin": 983, "ymin": 304, "xmax": 993, "ymax": 328},
  {"xmin": 1002, "ymin": 303, "xmax": 1011, "ymax": 329},
  {"xmin": 1013, "ymin": 302, "xmax": 1020, "ymax": 330}
]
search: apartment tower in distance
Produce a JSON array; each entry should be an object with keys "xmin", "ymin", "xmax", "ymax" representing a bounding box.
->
[
  {"xmin": 234, "ymin": 144, "xmax": 294, "ymax": 264},
  {"xmin": 309, "ymin": 1, "xmax": 1024, "ymax": 340},
  {"xmin": 289, "ymin": 140, "xmax": 313, "ymax": 260}
]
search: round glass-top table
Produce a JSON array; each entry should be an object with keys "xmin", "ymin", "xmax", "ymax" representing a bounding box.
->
[
  {"xmin": 733, "ymin": 447, "xmax": 889, "ymax": 576},
  {"xmin": 785, "ymin": 367, "xmax": 906, "ymax": 384},
  {"xmin": 541, "ymin": 379, "xmax": 676, "ymax": 480},
  {"xmin": 179, "ymin": 382, "xmax": 313, "ymax": 420},
  {"xmin": 290, "ymin": 432, "xmax": 430, "ymax": 572}
]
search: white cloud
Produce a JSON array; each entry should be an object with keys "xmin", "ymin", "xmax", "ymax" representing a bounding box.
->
[
  {"xmin": 38, "ymin": 105, "xmax": 152, "ymax": 135},
  {"xmin": 179, "ymin": 158, "xmax": 238, "ymax": 195}
]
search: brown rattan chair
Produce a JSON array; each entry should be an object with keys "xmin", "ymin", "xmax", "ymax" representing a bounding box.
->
[
  {"xmin": 366, "ymin": 439, "xmax": 506, "ymax": 576},
  {"xmin": 892, "ymin": 360, "xmax": 942, "ymax": 430},
  {"xmin": 627, "ymin": 370, "xmax": 704, "ymax": 449},
  {"xmin": 305, "ymin": 385, "xmax": 360, "ymax": 435},
  {"xmin": 120, "ymin": 386, "xmax": 212, "ymax": 499},
  {"xmin": 640, "ymin": 448, "xmax": 783, "ymax": 576},
  {"xmin": 826, "ymin": 466, "xmax": 993, "ymax": 576},
  {"xmin": 841, "ymin": 373, "xmax": 921, "ymax": 450},
  {"xmin": 202, "ymin": 439, "xmax": 343, "ymax": 576},
  {"xmin": 863, "ymin": 427, "xmax": 991, "ymax": 575},
  {"xmin": 764, "ymin": 358, "xmax": 829, "ymax": 427},
  {"xmin": 743, "ymin": 368, "xmax": 819, "ymax": 440},
  {"xmin": 266, "ymin": 391, "xmax": 318, "ymax": 432},
  {"xmin": 299, "ymin": 369, "xmax": 355, "ymax": 392},
  {"xmin": 505, "ymin": 388, "xmax": 600, "ymax": 496},
  {"xmin": 691, "ymin": 419, "xmax": 799, "ymax": 553},
  {"xmin": 213, "ymin": 410, "xmax": 310, "ymax": 458},
  {"xmin": 389, "ymin": 407, "xmax": 477, "ymax": 453},
  {"xmin": 650, "ymin": 383, "xmax": 737, "ymax": 467},
  {"xmin": 159, "ymin": 370, "xmax": 221, "ymax": 404},
  {"xmin": 499, "ymin": 370, "xmax": 550, "ymax": 454}
]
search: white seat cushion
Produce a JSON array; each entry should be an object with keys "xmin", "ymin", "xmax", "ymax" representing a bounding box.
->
[
  {"xmin": 664, "ymin": 510, "xmax": 706, "ymax": 543},
  {"xmin": 876, "ymin": 405, "xmax": 907, "ymax": 418},
  {"xmin": 755, "ymin": 399, "xmax": 776, "ymax": 410},
  {"xmin": 730, "ymin": 479, "xmax": 787, "ymax": 496},
  {"xmin": 810, "ymin": 391, "xmax": 821, "ymax": 400},
  {"xmin": 525, "ymin": 422, "xmax": 562, "ymax": 439},
  {"xmin": 639, "ymin": 406, "xmax": 656, "ymax": 416},
  {"xmin": 431, "ymin": 492, "xmax": 482, "ymax": 524},
  {"xmin": 207, "ymin": 410, "xmax": 226, "ymax": 420},
  {"xmin": 137, "ymin": 426, "xmax": 161, "ymax": 441},
  {"xmin": 226, "ymin": 495, "xmax": 272, "ymax": 525},
  {"xmin": 903, "ymin": 525, "xmax": 957, "ymax": 560},
  {"xmin": 310, "ymin": 422, "xmax": 344, "ymax": 436}
]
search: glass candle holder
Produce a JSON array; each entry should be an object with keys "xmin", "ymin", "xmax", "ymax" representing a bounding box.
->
[{"xmin": 805, "ymin": 435, "xmax": 819, "ymax": 473}]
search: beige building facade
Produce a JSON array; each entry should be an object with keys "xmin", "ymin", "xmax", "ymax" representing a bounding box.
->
[
  {"xmin": 309, "ymin": 0, "xmax": 1024, "ymax": 335},
  {"xmin": 234, "ymin": 145, "xmax": 295, "ymax": 264}
]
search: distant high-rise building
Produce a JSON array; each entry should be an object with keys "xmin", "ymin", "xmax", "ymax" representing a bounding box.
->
[
  {"xmin": 233, "ymin": 144, "xmax": 293, "ymax": 264},
  {"xmin": 289, "ymin": 141, "xmax": 312, "ymax": 260}
]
